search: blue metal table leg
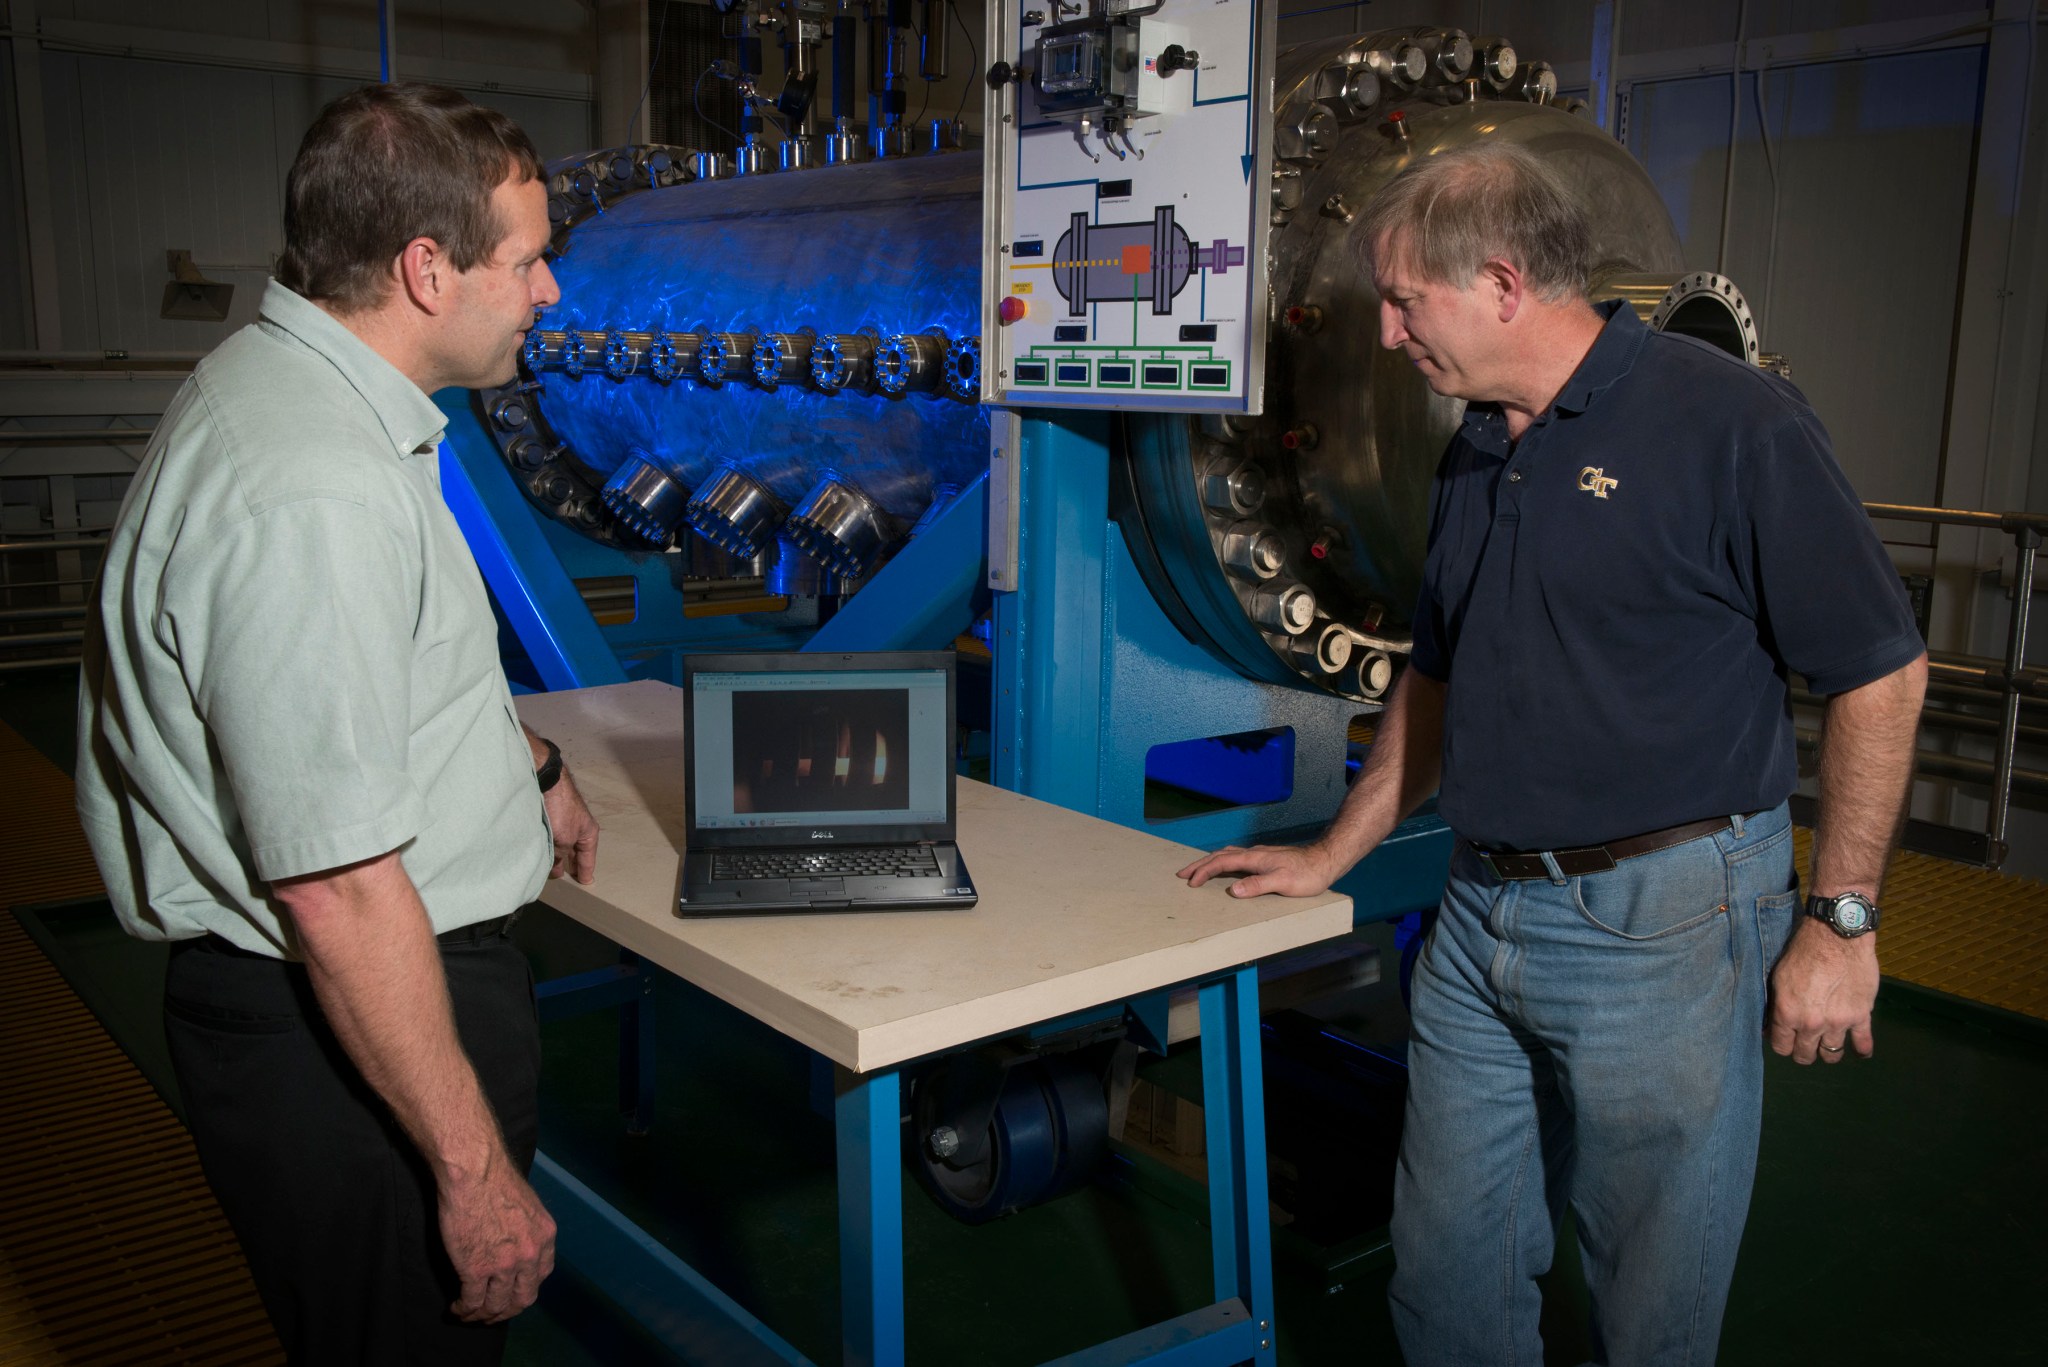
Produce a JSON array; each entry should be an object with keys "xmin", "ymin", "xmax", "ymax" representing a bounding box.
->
[
  {"xmin": 619, "ymin": 951, "xmax": 656, "ymax": 1136},
  {"xmin": 835, "ymin": 1066, "xmax": 906, "ymax": 1367},
  {"xmin": 1199, "ymin": 967, "xmax": 1276, "ymax": 1366}
]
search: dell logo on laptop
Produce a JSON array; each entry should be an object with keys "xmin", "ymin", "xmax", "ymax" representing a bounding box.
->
[{"xmin": 811, "ymin": 831, "xmax": 834, "ymax": 839}]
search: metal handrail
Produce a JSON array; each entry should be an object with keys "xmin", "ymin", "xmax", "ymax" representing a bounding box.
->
[
  {"xmin": 1860, "ymin": 501, "xmax": 2041, "ymax": 867},
  {"xmin": 0, "ymin": 430, "xmax": 152, "ymax": 445},
  {"xmin": 1864, "ymin": 502, "xmax": 2048, "ymax": 536},
  {"xmin": 0, "ymin": 538, "xmax": 107, "ymax": 553}
]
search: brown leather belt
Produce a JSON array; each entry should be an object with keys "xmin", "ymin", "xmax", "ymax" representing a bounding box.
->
[
  {"xmin": 435, "ymin": 911, "xmax": 521, "ymax": 947},
  {"xmin": 1472, "ymin": 816, "xmax": 1737, "ymax": 882}
]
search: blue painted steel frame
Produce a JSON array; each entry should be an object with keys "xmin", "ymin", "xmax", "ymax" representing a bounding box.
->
[
  {"xmin": 807, "ymin": 474, "xmax": 993, "ymax": 653},
  {"xmin": 992, "ymin": 411, "xmax": 1452, "ymax": 905},
  {"xmin": 437, "ymin": 400, "xmax": 628, "ymax": 690},
  {"xmin": 526, "ymin": 965, "xmax": 1275, "ymax": 1367},
  {"xmin": 825, "ymin": 964, "xmax": 1275, "ymax": 1367}
]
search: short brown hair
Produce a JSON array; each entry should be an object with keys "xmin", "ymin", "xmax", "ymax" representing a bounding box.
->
[
  {"xmin": 1356, "ymin": 141, "xmax": 1591, "ymax": 303},
  {"xmin": 277, "ymin": 83, "xmax": 543, "ymax": 313}
]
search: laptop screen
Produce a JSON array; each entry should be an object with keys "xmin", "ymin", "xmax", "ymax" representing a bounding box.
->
[{"xmin": 687, "ymin": 657, "xmax": 953, "ymax": 842}]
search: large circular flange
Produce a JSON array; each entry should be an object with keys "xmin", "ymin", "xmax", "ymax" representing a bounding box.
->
[
  {"xmin": 785, "ymin": 475, "xmax": 890, "ymax": 578},
  {"xmin": 685, "ymin": 464, "xmax": 785, "ymax": 558},
  {"xmin": 1120, "ymin": 81, "xmax": 1698, "ymax": 704},
  {"xmin": 811, "ymin": 334, "xmax": 875, "ymax": 392},
  {"xmin": 941, "ymin": 336, "xmax": 981, "ymax": 401},
  {"xmin": 599, "ymin": 449, "xmax": 689, "ymax": 547}
]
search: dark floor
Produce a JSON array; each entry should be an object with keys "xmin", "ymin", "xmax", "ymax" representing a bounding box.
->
[{"xmin": 10, "ymin": 666, "xmax": 2048, "ymax": 1365}]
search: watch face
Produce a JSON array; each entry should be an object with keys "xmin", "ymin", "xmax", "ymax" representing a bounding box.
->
[{"xmin": 1832, "ymin": 896, "xmax": 1874, "ymax": 933}]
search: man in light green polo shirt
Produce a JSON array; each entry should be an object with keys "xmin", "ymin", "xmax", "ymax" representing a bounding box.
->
[{"xmin": 76, "ymin": 84, "xmax": 597, "ymax": 1367}]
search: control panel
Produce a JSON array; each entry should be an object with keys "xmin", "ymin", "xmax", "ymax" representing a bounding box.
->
[{"xmin": 980, "ymin": 0, "xmax": 1277, "ymax": 413}]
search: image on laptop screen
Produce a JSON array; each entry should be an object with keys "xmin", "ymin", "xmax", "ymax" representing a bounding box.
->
[{"xmin": 691, "ymin": 666, "xmax": 950, "ymax": 831}]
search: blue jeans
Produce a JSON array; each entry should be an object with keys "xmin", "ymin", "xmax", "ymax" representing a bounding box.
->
[{"xmin": 1389, "ymin": 804, "xmax": 1800, "ymax": 1367}]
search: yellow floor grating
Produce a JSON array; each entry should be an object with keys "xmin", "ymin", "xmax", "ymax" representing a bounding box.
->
[
  {"xmin": 1794, "ymin": 827, "xmax": 2048, "ymax": 1023},
  {"xmin": 0, "ymin": 720, "xmax": 282, "ymax": 1367}
]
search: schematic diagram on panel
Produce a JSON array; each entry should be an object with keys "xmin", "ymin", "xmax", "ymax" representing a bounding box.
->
[
  {"xmin": 983, "ymin": 0, "xmax": 1276, "ymax": 413},
  {"xmin": 1042, "ymin": 209, "xmax": 1243, "ymax": 318}
]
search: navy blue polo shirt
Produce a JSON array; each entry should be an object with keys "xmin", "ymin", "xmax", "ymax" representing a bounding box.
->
[{"xmin": 1408, "ymin": 301, "xmax": 1922, "ymax": 852}]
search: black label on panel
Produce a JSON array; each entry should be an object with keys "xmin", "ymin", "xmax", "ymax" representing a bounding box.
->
[
  {"xmin": 1013, "ymin": 239, "xmax": 1045, "ymax": 258},
  {"xmin": 1178, "ymin": 324, "xmax": 1218, "ymax": 342},
  {"xmin": 1098, "ymin": 179, "xmax": 1133, "ymax": 200},
  {"xmin": 1053, "ymin": 325, "xmax": 1088, "ymax": 342}
]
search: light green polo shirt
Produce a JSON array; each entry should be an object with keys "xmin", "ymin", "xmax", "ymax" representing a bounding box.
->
[{"xmin": 76, "ymin": 280, "xmax": 552, "ymax": 957}]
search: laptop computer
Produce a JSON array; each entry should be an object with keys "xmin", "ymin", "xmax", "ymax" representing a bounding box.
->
[{"xmin": 678, "ymin": 650, "xmax": 979, "ymax": 915}]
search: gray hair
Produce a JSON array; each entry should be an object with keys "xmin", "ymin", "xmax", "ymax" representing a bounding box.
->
[{"xmin": 1354, "ymin": 141, "xmax": 1591, "ymax": 302}]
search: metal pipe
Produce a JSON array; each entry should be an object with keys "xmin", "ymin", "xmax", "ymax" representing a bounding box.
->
[
  {"xmin": 1863, "ymin": 501, "xmax": 2048, "ymax": 535},
  {"xmin": 1924, "ymin": 677, "xmax": 2048, "ymax": 716},
  {"xmin": 378, "ymin": 0, "xmax": 397, "ymax": 82},
  {"xmin": 1795, "ymin": 730, "xmax": 2048, "ymax": 800},
  {"xmin": 0, "ymin": 538, "xmax": 106, "ymax": 554},
  {"xmin": 0, "ymin": 655, "xmax": 80, "ymax": 673},
  {"xmin": 919, "ymin": 0, "xmax": 948, "ymax": 82},
  {"xmin": 0, "ymin": 604, "xmax": 91, "ymax": 622},
  {"xmin": 1790, "ymin": 688, "xmax": 2048, "ymax": 748},
  {"xmin": 0, "ymin": 350, "xmax": 204, "ymax": 365},
  {"xmin": 1927, "ymin": 655, "xmax": 2048, "ymax": 698},
  {"xmin": 832, "ymin": 3, "xmax": 857, "ymax": 121},
  {"xmin": 1715, "ymin": 0, "xmax": 1747, "ymax": 274},
  {"xmin": 0, "ymin": 628, "xmax": 83, "ymax": 647},
  {"xmin": 1989, "ymin": 530, "xmax": 2038, "ymax": 861},
  {"xmin": 0, "ymin": 429, "xmax": 151, "ymax": 445}
]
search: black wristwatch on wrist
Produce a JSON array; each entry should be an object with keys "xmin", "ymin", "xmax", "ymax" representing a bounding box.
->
[
  {"xmin": 534, "ymin": 736, "xmax": 564, "ymax": 793},
  {"xmin": 1804, "ymin": 891, "xmax": 1879, "ymax": 938}
]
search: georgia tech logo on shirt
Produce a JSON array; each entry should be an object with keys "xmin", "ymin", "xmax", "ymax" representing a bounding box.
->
[{"xmin": 1577, "ymin": 466, "xmax": 1620, "ymax": 499}]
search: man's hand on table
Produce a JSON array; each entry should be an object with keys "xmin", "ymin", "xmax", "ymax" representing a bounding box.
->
[
  {"xmin": 439, "ymin": 1152, "xmax": 557, "ymax": 1323},
  {"xmin": 1178, "ymin": 842, "xmax": 1342, "ymax": 898},
  {"xmin": 543, "ymin": 768, "xmax": 599, "ymax": 884}
]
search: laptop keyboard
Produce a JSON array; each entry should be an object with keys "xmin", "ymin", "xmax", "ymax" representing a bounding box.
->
[{"xmin": 711, "ymin": 848, "xmax": 942, "ymax": 880}]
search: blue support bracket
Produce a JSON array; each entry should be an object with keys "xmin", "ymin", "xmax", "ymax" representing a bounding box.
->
[
  {"xmin": 436, "ymin": 395, "xmax": 626, "ymax": 690},
  {"xmin": 529, "ymin": 1152, "xmax": 813, "ymax": 1366},
  {"xmin": 1123, "ymin": 990, "xmax": 1174, "ymax": 1056},
  {"xmin": 808, "ymin": 474, "xmax": 992, "ymax": 653},
  {"xmin": 1042, "ymin": 1301, "xmax": 1259, "ymax": 1367},
  {"xmin": 836, "ymin": 1066, "xmax": 906, "ymax": 1367},
  {"xmin": 535, "ymin": 954, "xmax": 657, "ymax": 1135},
  {"xmin": 1199, "ymin": 966, "xmax": 1277, "ymax": 1367},
  {"xmin": 993, "ymin": 412, "xmax": 1112, "ymax": 810}
]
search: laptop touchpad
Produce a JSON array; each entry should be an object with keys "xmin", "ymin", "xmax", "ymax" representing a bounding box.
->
[{"xmin": 789, "ymin": 877, "xmax": 846, "ymax": 894}]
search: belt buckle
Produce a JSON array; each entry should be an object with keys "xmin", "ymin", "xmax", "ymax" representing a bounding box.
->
[{"xmin": 1476, "ymin": 849, "xmax": 1506, "ymax": 881}]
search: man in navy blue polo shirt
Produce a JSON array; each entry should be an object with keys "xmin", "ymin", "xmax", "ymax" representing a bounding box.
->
[{"xmin": 1180, "ymin": 142, "xmax": 1927, "ymax": 1364}]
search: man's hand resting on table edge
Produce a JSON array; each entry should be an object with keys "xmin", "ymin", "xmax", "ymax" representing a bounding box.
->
[
  {"xmin": 541, "ymin": 767, "xmax": 599, "ymax": 884},
  {"xmin": 1177, "ymin": 842, "xmax": 1342, "ymax": 898}
]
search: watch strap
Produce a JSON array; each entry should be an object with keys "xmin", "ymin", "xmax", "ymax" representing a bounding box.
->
[
  {"xmin": 534, "ymin": 736, "xmax": 564, "ymax": 793},
  {"xmin": 1804, "ymin": 891, "xmax": 1879, "ymax": 937}
]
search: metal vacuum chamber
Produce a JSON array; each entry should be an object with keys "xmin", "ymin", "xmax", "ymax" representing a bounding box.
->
[{"xmin": 472, "ymin": 22, "xmax": 1760, "ymax": 701}]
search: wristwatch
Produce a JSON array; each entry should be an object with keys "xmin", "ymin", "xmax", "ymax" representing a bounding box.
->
[
  {"xmin": 534, "ymin": 736, "xmax": 564, "ymax": 794},
  {"xmin": 1804, "ymin": 891, "xmax": 1879, "ymax": 938}
]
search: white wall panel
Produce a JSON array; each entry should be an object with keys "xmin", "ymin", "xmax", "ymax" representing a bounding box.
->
[
  {"xmin": 0, "ymin": 40, "xmax": 33, "ymax": 349},
  {"xmin": 46, "ymin": 51, "xmax": 284, "ymax": 353},
  {"xmin": 1629, "ymin": 46, "xmax": 1982, "ymax": 510}
]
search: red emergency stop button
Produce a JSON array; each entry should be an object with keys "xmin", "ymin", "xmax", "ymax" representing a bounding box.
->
[{"xmin": 999, "ymin": 295, "xmax": 1029, "ymax": 324}]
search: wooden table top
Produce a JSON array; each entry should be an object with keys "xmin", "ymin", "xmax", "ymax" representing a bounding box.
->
[{"xmin": 517, "ymin": 680, "xmax": 1353, "ymax": 1071}]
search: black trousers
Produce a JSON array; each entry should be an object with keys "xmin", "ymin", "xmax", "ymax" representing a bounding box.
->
[{"xmin": 163, "ymin": 921, "xmax": 541, "ymax": 1367}]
